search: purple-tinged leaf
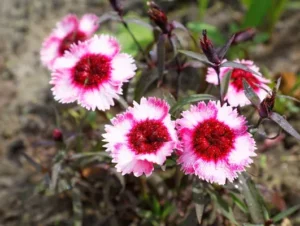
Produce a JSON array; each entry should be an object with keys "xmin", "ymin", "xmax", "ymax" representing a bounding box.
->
[
  {"xmin": 220, "ymin": 71, "xmax": 231, "ymax": 99},
  {"xmin": 171, "ymin": 20, "xmax": 188, "ymax": 31},
  {"xmin": 243, "ymin": 79, "xmax": 261, "ymax": 108},
  {"xmin": 157, "ymin": 34, "xmax": 166, "ymax": 87},
  {"xmin": 217, "ymin": 34, "xmax": 236, "ymax": 60},
  {"xmin": 171, "ymin": 21, "xmax": 198, "ymax": 48},
  {"xmin": 98, "ymin": 12, "xmax": 119, "ymax": 23},
  {"xmin": 125, "ymin": 18, "xmax": 153, "ymax": 30},
  {"xmin": 169, "ymin": 35, "xmax": 178, "ymax": 58},
  {"xmin": 185, "ymin": 60, "xmax": 206, "ymax": 68},
  {"xmin": 269, "ymin": 112, "xmax": 300, "ymax": 141},
  {"xmin": 134, "ymin": 70, "xmax": 158, "ymax": 101},
  {"xmin": 221, "ymin": 61, "xmax": 261, "ymax": 76},
  {"xmin": 178, "ymin": 50, "xmax": 213, "ymax": 66}
]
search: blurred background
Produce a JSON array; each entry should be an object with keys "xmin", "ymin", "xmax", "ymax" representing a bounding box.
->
[{"xmin": 0, "ymin": 0, "xmax": 300, "ymax": 225}]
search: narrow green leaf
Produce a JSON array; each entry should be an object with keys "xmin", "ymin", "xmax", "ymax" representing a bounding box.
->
[
  {"xmin": 72, "ymin": 186, "xmax": 83, "ymax": 226},
  {"xmin": 178, "ymin": 50, "xmax": 213, "ymax": 66},
  {"xmin": 277, "ymin": 94, "xmax": 300, "ymax": 103},
  {"xmin": 230, "ymin": 192, "xmax": 248, "ymax": 213},
  {"xmin": 50, "ymin": 162, "xmax": 62, "ymax": 193},
  {"xmin": 272, "ymin": 204, "xmax": 300, "ymax": 223},
  {"xmin": 192, "ymin": 179, "xmax": 208, "ymax": 225},
  {"xmin": 195, "ymin": 203, "xmax": 205, "ymax": 224},
  {"xmin": 170, "ymin": 94, "xmax": 217, "ymax": 114},
  {"xmin": 162, "ymin": 91, "xmax": 177, "ymax": 107},
  {"xmin": 210, "ymin": 192, "xmax": 238, "ymax": 225},
  {"xmin": 238, "ymin": 173, "xmax": 266, "ymax": 224}
]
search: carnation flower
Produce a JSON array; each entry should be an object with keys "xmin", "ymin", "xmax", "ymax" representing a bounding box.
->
[
  {"xmin": 41, "ymin": 14, "xmax": 99, "ymax": 69},
  {"xmin": 50, "ymin": 35, "xmax": 136, "ymax": 111},
  {"xmin": 103, "ymin": 97, "xmax": 178, "ymax": 176},
  {"xmin": 176, "ymin": 101, "xmax": 256, "ymax": 185},
  {"xmin": 206, "ymin": 59, "xmax": 270, "ymax": 107}
]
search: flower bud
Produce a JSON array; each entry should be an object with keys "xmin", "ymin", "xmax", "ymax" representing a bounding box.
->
[
  {"xmin": 147, "ymin": 1, "xmax": 169, "ymax": 34},
  {"xmin": 52, "ymin": 128, "xmax": 63, "ymax": 142},
  {"xmin": 200, "ymin": 30, "xmax": 221, "ymax": 65},
  {"xmin": 258, "ymin": 90, "xmax": 276, "ymax": 118},
  {"xmin": 109, "ymin": 0, "xmax": 123, "ymax": 16},
  {"xmin": 233, "ymin": 28, "xmax": 256, "ymax": 44}
]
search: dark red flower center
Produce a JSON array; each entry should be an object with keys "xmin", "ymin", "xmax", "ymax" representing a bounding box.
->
[
  {"xmin": 59, "ymin": 31, "xmax": 87, "ymax": 55},
  {"xmin": 192, "ymin": 118, "xmax": 235, "ymax": 162},
  {"xmin": 127, "ymin": 119, "xmax": 171, "ymax": 154},
  {"xmin": 231, "ymin": 68, "xmax": 260, "ymax": 91},
  {"xmin": 73, "ymin": 54, "xmax": 111, "ymax": 89}
]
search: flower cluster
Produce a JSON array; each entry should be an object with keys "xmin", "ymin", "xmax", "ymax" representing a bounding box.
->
[
  {"xmin": 41, "ymin": 13, "xmax": 269, "ymax": 185},
  {"xmin": 42, "ymin": 14, "xmax": 136, "ymax": 111},
  {"xmin": 103, "ymin": 98, "xmax": 256, "ymax": 184}
]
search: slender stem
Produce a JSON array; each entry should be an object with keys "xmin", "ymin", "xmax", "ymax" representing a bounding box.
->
[
  {"xmin": 120, "ymin": 18, "xmax": 151, "ymax": 65},
  {"xmin": 116, "ymin": 96, "xmax": 129, "ymax": 110},
  {"xmin": 168, "ymin": 37, "xmax": 181, "ymax": 100},
  {"xmin": 238, "ymin": 172, "xmax": 265, "ymax": 224},
  {"xmin": 214, "ymin": 66, "xmax": 223, "ymax": 105},
  {"xmin": 22, "ymin": 152, "xmax": 42, "ymax": 171}
]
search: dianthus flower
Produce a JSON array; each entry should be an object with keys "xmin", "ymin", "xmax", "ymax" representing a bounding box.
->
[
  {"xmin": 50, "ymin": 35, "xmax": 136, "ymax": 111},
  {"xmin": 41, "ymin": 14, "xmax": 99, "ymax": 69},
  {"xmin": 176, "ymin": 101, "xmax": 256, "ymax": 184},
  {"xmin": 206, "ymin": 59, "xmax": 270, "ymax": 107},
  {"xmin": 103, "ymin": 97, "xmax": 178, "ymax": 176}
]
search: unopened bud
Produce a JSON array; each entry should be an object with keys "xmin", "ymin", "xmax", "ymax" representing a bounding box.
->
[
  {"xmin": 109, "ymin": 0, "xmax": 123, "ymax": 16},
  {"xmin": 200, "ymin": 30, "xmax": 221, "ymax": 65},
  {"xmin": 258, "ymin": 90, "xmax": 276, "ymax": 118},
  {"xmin": 233, "ymin": 28, "xmax": 256, "ymax": 44},
  {"xmin": 52, "ymin": 128, "xmax": 63, "ymax": 142},
  {"xmin": 147, "ymin": 1, "xmax": 169, "ymax": 34}
]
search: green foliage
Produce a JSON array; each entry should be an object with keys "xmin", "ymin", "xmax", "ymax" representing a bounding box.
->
[
  {"xmin": 242, "ymin": 0, "xmax": 288, "ymax": 33},
  {"xmin": 187, "ymin": 22, "xmax": 225, "ymax": 45},
  {"xmin": 272, "ymin": 204, "xmax": 300, "ymax": 223},
  {"xmin": 139, "ymin": 196, "xmax": 175, "ymax": 226},
  {"xmin": 170, "ymin": 94, "xmax": 217, "ymax": 115},
  {"xmin": 197, "ymin": 0, "xmax": 209, "ymax": 19}
]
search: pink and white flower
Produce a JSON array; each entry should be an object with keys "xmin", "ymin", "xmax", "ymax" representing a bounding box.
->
[
  {"xmin": 50, "ymin": 35, "xmax": 136, "ymax": 111},
  {"xmin": 176, "ymin": 101, "xmax": 256, "ymax": 185},
  {"xmin": 103, "ymin": 97, "xmax": 178, "ymax": 177},
  {"xmin": 41, "ymin": 14, "xmax": 99, "ymax": 69},
  {"xmin": 206, "ymin": 59, "xmax": 270, "ymax": 107}
]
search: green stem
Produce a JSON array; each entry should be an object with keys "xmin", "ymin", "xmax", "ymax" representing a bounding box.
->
[
  {"xmin": 238, "ymin": 172, "xmax": 265, "ymax": 224},
  {"xmin": 120, "ymin": 18, "xmax": 151, "ymax": 65}
]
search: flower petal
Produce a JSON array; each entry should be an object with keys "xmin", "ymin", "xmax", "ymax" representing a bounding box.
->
[{"xmin": 79, "ymin": 14, "xmax": 99, "ymax": 36}]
